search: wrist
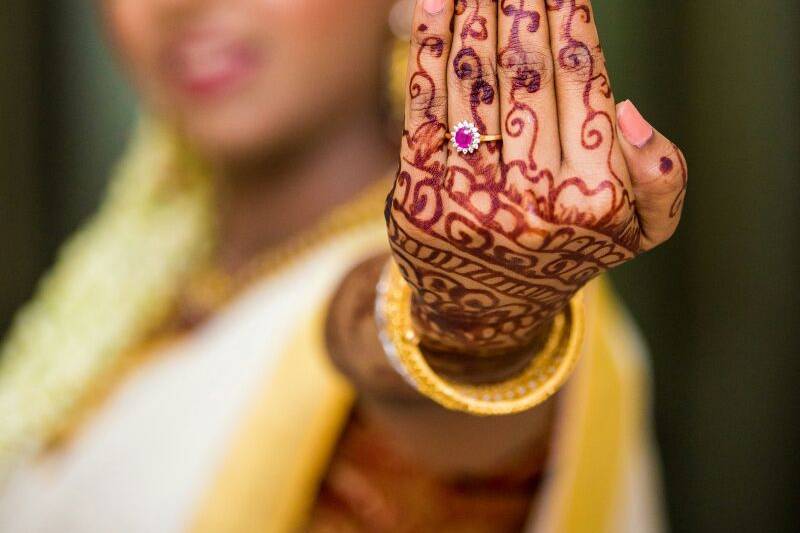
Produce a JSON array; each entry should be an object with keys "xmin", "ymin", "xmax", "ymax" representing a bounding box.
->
[
  {"xmin": 399, "ymin": 268, "xmax": 576, "ymax": 358},
  {"xmin": 418, "ymin": 329, "xmax": 552, "ymax": 385},
  {"xmin": 410, "ymin": 300, "xmax": 564, "ymax": 361},
  {"xmin": 325, "ymin": 254, "xmax": 557, "ymax": 478},
  {"xmin": 325, "ymin": 253, "xmax": 420, "ymax": 402},
  {"xmin": 377, "ymin": 259, "xmax": 585, "ymax": 416}
]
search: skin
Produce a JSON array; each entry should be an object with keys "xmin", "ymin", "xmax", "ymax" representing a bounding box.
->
[
  {"xmin": 100, "ymin": 0, "xmax": 397, "ymax": 268},
  {"xmin": 101, "ymin": 0, "xmax": 392, "ymax": 162},
  {"xmin": 389, "ymin": 0, "xmax": 688, "ymax": 359},
  {"xmin": 321, "ymin": 253, "xmax": 557, "ymax": 530},
  {"xmin": 99, "ymin": 0, "xmax": 687, "ymax": 529}
]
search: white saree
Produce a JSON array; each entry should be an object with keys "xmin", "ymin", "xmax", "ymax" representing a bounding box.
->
[{"xmin": 0, "ymin": 205, "xmax": 664, "ymax": 532}]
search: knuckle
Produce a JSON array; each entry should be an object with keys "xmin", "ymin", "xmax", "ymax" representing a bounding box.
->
[
  {"xmin": 451, "ymin": 49, "xmax": 498, "ymax": 95},
  {"xmin": 583, "ymin": 196, "xmax": 620, "ymax": 227},
  {"xmin": 556, "ymin": 43, "xmax": 605, "ymax": 86},
  {"xmin": 407, "ymin": 77, "xmax": 448, "ymax": 118},
  {"xmin": 640, "ymin": 144, "xmax": 687, "ymax": 194},
  {"xmin": 498, "ymin": 49, "xmax": 553, "ymax": 95},
  {"xmin": 582, "ymin": 194, "xmax": 609, "ymax": 216},
  {"xmin": 550, "ymin": 186, "xmax": 624, "ymax": 231},
  {"xmin": 411, "ymin": 25, "xmax": 451, "ymax": 52}
]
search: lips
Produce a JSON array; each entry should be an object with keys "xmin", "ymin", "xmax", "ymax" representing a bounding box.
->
[{"xmin": 164, "ymin": 32, "xmax": 259, "ymax": 98}]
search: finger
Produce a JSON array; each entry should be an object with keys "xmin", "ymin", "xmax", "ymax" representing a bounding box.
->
[
  {"xmin": 402, "ymin": 0, "xmax": 454, "ymax": 161},
  {"xmin": 447, "ymin": 0, "xmax": 501, "ymax": 164},
  {"xmin": 498, "ymin": 0, "xmax": 561, "ymax": 193},
  {"xmin": 616, "ymin": 100, "xmax": 688, "ymax": 251},
  {"xmin": 547, "ymin": 1, "xmax": 626, "ymax": 181},
  {"xmin": 394, "ymin": 0, "xmax": 454, "ymax": 220}
]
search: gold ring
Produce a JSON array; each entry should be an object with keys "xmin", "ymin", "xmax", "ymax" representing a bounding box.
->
[{"xmin": 447, "ymin": 121, "xmax": 502, "ymax": 154}]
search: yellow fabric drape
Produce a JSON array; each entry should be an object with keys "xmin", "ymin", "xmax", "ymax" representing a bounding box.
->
[
  {"xmin": 191, "ymin": 308, "xmax": 355, "ymax": 533},
  {"xmin": 192, "ymin": 279, "xmax": 651, "ymax": 533},
  {"xmin": 533, "ymin": 280, "xmax": 645, "ymax": 532}
]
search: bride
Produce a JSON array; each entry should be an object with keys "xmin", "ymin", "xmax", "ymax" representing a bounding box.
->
[{"xmin": 0, "ymin": 1, "xmax": 686, "ymax": 531}]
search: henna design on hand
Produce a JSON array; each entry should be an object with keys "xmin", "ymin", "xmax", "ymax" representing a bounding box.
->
[
  {"xmin": 388, "ymin": 0, "xmax": 643, "ymax": 358},
  {"xmin": 667, "ymin": 147, "xmax": 688, "ymax": 218}
]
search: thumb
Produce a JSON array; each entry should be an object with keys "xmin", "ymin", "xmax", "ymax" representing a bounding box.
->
[{"xmin": 616, "ymin": 100, "xmax": 688, "ymax": 252}]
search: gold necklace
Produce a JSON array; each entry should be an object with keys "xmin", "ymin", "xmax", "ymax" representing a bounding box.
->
[
  {"xmin": 46, "ymin": 177, "xmax": 392, "ymax": 449},
  {"xmin": 175, "ymin": 177, "xmax": 391, "ymax": 327}
]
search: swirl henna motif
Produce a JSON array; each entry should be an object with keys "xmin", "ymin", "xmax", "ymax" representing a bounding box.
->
[
  {"xmin": 453, "ymin": 48, "xmax": 496, "ymax": 133},
  {"xmin": 388, "ymin": 0, "xmax": 642, "ymax": 358}
]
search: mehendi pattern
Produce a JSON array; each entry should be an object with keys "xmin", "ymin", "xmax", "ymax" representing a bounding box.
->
[{"xmin": 388, "ymin": 0, "xmax": 641, "ymax": 356}]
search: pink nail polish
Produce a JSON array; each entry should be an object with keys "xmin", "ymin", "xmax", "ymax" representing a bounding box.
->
[
  {"xmin": 617, "ymin": 100, "xmax": 654, "ymax": 148},
  {"xmin": 423, "ymin": 0, "xmax": 446, "ymax": 15}
]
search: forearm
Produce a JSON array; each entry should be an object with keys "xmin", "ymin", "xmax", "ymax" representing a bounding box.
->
[
  {"xmin": 322, "ymin": 0, "xmax": 688, "ymax": 485},
  {"xmin": 326, "ymin": 253, "xmax": 557, "ymax": 477}
]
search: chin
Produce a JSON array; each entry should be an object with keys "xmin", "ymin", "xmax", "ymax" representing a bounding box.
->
[{"xmin": 180, "ymin": 112, "xmax": 279, "ymax": 165}]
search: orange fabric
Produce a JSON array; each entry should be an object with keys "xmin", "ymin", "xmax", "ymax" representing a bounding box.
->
[{"xmin": 305, "ymin": 410, "xmax": 542, "ymax": 533}]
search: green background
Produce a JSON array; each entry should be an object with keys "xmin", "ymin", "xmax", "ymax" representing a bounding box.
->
[{"xmin": 2, "ymin": 2, "xmax": 798, "ymax": 531}]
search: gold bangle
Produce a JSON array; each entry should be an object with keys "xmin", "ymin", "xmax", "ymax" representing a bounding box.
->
[{"xmin": 375, "ymin": 261, "xmax": 585, "ymax": 416}]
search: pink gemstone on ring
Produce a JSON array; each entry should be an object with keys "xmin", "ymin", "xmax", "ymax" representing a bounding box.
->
[
  {"xmin": 455, "ymin": 128, "xmax": 473, "ymax": 150},
  {"xmin": 451, "ymin": 121, "xmax": 480, "ymax": 154}
]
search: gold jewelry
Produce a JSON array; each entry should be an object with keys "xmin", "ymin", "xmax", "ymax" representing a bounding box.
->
[
  {"xmin": 181, "ymin": 177, "xmax": 392, "ymax": 319},
  {"xmin": 0, "ymin": 110, "xmax": 392, "ymax": 476},
  {"xmin": 44, "ymin": 177, "xmax": 394, "ymax": 449},
  {"xmin": 445, "ymin": 134, "xmax": 504, "ymax": 141},
  {"xmin": 447, "ymin": 121, "xmax": 503, "ymax": 154},
  {"xmin": 464, "ymin": 134, "xmax": 504, "ymax": 142},
  {"xmin": 376, "ymin": 261, "xmax": 584, "ymax": 416}
]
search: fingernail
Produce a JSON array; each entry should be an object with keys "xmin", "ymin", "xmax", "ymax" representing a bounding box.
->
[
  {"xmin": 617, "ymin": 100, "xmax": 654, "ymax": 148},
  {"xmin": 423, "ymin": 0, "xmax": 446, "ymax": 15}
]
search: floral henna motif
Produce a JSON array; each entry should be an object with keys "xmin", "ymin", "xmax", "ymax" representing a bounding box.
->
[{"xmin": 388, "ymin": 0, "xmax": 640, "ymax": 357}]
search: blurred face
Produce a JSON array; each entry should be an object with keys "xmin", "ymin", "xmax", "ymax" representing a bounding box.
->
[{"xmin": 100, "ymin": 0, "xmax": 392, "ymax": 163}]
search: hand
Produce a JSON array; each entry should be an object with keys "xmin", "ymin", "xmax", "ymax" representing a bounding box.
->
[{"xmin": 386, "ymin": 0, "xmax": 687, "ymax": 357}]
